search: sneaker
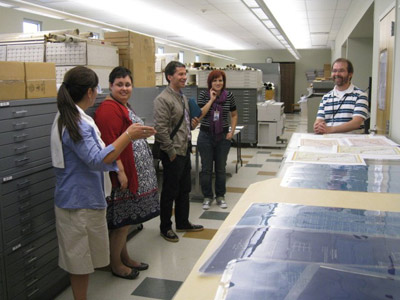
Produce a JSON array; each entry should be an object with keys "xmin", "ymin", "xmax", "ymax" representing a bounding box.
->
[
  {"xmin": 176, "ymin": 223, "xmax": 204, "ymax": 232},
  {"xmin": 160, "ymin": 229, "xmax": 179, "ymax": 242},
  {"xmin": 216, "ymin": 197, "xmax": 227, "ymax": 209},
  {"xmin": 202, "ymin": 198, "xmax": 213, "ymax": 210}
]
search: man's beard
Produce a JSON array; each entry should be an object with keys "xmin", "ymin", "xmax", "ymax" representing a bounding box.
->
[{"xmin": 334, "ymin": 75, "xmax": 350, "ymax": 87}]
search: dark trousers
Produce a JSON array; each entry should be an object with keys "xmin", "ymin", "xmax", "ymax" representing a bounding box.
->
[
  {"xmin": 197, "ymin": 131, "xmax": 231, "ymax": 198},
  {"xmin": 159, "ymin": 147, "xmax": 192, "ymax": 233}
]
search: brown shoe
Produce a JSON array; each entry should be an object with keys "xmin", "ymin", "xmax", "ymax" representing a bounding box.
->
[{"xmin": 160, "ymin": 229, "xmax": 179, "ymax": 242}]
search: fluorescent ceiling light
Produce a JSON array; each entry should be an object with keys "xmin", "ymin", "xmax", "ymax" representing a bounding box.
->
[
  {"xmin": 69, "ymin": 0, "xmax": 246, "ymax": 50},
  {"xmin": 14, "ymin": 7, "xmax": 63, "ymax": 19},
  {"xmin": 262, "ymin": 20, "xmax": 274, "ymax": 28},
  {"xmin": 101, "ymin": 27, "xmax": 116, "ymax": 32},
  {"xmin": 242, "ymin": 0, "xmax": 259, "ymax": 7},
  {"xmin": 251, "ymin": 8, "xmax": 268, "ymax": 19},
  {"xmin": 0, "ymin": 1, "xmax": 13, "ymax": 7},
  {"xmin": 66, "ymin": 19, "xmax": 99, "ymax": 28}
]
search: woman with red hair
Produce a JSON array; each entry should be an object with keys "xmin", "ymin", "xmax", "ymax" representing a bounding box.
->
[{"xmin": 197, "ymin": 70, "xmax": 238, "ymax": 210}]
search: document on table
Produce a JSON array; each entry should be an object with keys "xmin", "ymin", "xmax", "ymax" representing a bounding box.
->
[
  {"xmin": 215, "ymin": 258, "xmax": 400, "ymax": 300},
  {"xmin": 286, "ymin": 151, "xmax": 365, "ymax": 165}
]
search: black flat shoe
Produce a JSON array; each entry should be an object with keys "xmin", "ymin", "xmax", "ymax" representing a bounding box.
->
[
  {"xmin": 125, "ymin": 262, "xmax": 149, "ymax": 271},
  {"xmin": 112, "ymin": 268, "xmax": 139, "ymax": 280}
]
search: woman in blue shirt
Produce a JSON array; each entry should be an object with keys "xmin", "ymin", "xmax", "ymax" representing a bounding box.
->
[{"xmin": 50, "ymin": 66, "xmax": 155, "ymax": 300}]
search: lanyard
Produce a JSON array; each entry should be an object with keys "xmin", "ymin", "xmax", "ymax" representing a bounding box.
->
[{"xmin": 332, "ymin": 94, "xmax": 348, "ymax": 125}]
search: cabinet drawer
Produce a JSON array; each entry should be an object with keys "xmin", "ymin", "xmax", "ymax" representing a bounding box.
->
[
  {"xmin": 0, "ymin": 124, "xmax": 52, "ymax": 146},
  {"xmin": 0, "ymin": 100, "xmax": 57, "ymax": 120},
  {"xmin": 1, "ymin": 167, "xmax": 54, "ymax": 196},
  {"xmin": 0, "ymin": 136, "xmax": 50, "ymax": 158},
  {"xmin": 4, "ymin": 209, "xmax": 55, "ymax": 248},
  {"xmin": 0, "ymin": 113, "xmax": 55, "ymax": 134},
  {"xmin": 11, "ymin": 266, "xmax": 67, "ymax": 300},
  {"xmin": 7, "ymin": 256, "xmax": 59, "ymax": 300},
  {"xmin": 3, "ymin": 187, "xmax": 54, "ymax": 219},
  {"xmin": 7, "ymin": 242, "xmax": 58, "ymax": 288},
  {"xmin": 4, "ymin": 196, "xmax": 54, "ymax": 230},
  {"xmin": 0, "ymin": 147, "xmax": 50, "ymax": 173},
  {"xmin": 5, "ymin": 229, "xmax": 57, "ymax": 267}
]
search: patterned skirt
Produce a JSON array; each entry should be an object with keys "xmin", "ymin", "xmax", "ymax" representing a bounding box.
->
[{"xmin": 107, "ymin": 133, "xmax": 160, "ymax": 229}]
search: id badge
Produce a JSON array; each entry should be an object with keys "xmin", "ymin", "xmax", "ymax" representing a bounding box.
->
[{"xmin": 213, "ymin": 111, "xmax": 220, "ymax": 121}]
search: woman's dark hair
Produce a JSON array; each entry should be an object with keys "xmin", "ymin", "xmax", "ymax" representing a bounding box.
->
[
  {"xmin": 164, "ymin": 61, "xmax": 185, "ymax": 83},
  {"xmin": 57, "ymin": 66, "xmax": 98, "ymax": 143},
  {"xmin": 207, "ymin": 70, "xmax": 226, "ymax": 90},
  {"xmin": 109, "ymin": 66, "xmax": 133, "ymax": 84}
]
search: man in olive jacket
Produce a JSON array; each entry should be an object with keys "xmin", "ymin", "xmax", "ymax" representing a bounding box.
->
[{"xmin": 154, "ymin": 61, "xmax": 204, "ymax": 242}]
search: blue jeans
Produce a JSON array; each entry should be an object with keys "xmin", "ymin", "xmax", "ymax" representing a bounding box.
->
[{"xmin": 197, "ymin": 130, "xmax": 231, "ymax": 199}]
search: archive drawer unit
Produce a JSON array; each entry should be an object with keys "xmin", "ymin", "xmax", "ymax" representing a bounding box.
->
[
  {"xmin": 198, "ymin": 88, "xmax": 259, "ymax": 144},
  {"xmin": 0, "ymin": 97, "xmax": 69, "ymax": 300}
]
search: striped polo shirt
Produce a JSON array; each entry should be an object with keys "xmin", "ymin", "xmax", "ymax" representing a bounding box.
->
[
  {"xmin": 198, "ymin": 90, "xmax": 237, "ymax": 133},
  {"xmin": 316, "ymin": 83, "xmax": 369, "ymax": 127}
]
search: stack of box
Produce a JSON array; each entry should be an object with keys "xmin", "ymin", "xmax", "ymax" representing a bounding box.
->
[
  {"xmin": 104, "ymin": 31, "xmax": 155, "ymax": 87},
  {"xmin": 45, "ymin": 41, "xmax": 119, "ymax": 89},
  {"xmin": 197, "ymin": 69, "xmax": 263, "ymax": 89},
  {"xmin": 323, "ymin": 63, "xmax": 331, "ymax": 79},
  {"xmin": 155, "ymin": 53, "xmax": 178, "ymax": 86},
  {"xmin": 0, "ymin": 61, "xmax": 57, "ymax": 100}
]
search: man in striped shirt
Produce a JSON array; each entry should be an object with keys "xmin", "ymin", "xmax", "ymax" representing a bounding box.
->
[{"xmin": 314, "ymin": 58, "xmax": 369, "ymax": 134}]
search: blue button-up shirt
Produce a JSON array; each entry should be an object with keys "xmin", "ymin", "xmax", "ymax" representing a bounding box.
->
[{"xmin": 54, "ymin": 120, "xmax": 118, "ymax": 209}]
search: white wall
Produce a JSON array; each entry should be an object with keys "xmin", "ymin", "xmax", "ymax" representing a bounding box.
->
[
  {"xmin": 154, "ymin": 43, "xmax": 213, "ymax": 65},
  {"xmin": 0, "ymin": 7, "xmax": 102, "ymax": 37},
  {"xmin": 347, "ymin": 38, "xmax": 373, "ymax": 90},
  {"xmin": 333, "ymin": 0, "xmax": 398, "ymax": 139}
]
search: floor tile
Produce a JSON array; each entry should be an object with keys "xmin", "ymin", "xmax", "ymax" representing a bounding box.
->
[
  {"xmin": 257, "ymin": 150, "xmax": 271, "ymax": 154},
  {"xmin": 200, "ymin": 211, "xmax": 229, "ymax": 221},
  {"xmin": 257, "ymin": 171, "xmax": 277, "ymax": 176},
  {"xmin": 245, "ymin": 163, "xmax": 263, "ymax": 168},
  {"xmin": 183, "ymin": 228, "xmax": 217, "ymax": 240},
  {"xmin": 132, "ymin": 277, "xmax": 182, "ymax": 300},
  {"xmin": 266, "ymin": 158, "xmax": 282, "ymax": 162},
  {"xmin": 270, "ymin": 153, "xmax": 283, "ymax": 157},
  {"xmin": 226, "ymin": 187, "xmax": 247, "ymax": 193}
]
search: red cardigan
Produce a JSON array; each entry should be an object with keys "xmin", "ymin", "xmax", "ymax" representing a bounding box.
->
[{"xmin": 94, "ymin": 98, "xmax": 138, "ymax": 194}]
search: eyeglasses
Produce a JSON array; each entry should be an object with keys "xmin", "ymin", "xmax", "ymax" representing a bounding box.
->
[{"xmin": 332, "ymin": 69, "xmax": 347, "ymax": 73}]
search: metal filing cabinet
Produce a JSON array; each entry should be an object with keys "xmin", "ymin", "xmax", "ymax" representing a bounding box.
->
[
  {"xmin": 0, "ymin": 97, "xmax": 69, "ymax": 300},
  {"xmin": 197, "ymin": 88, "xmax": 259, "ymax": 145},
  {"xmin": 230, "ymin": 88, "xmax": 259, "ymax": 145}
]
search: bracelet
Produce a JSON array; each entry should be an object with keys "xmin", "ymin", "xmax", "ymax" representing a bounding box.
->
[{"xmin": 125, "ymin": 131, "xmax": 133, "ymax": 141}]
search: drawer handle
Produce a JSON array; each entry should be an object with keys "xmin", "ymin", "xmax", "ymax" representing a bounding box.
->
[
  {"xmin": 19, "ymin": 201, "xmax": 31, "ymax": 211},
  {"xmin": 15, "ymin": 156, "xmax": 30, "ymax": 166},
  {"xmin": 15, "ymin": 145, "xmax": 29, "ymax": 154},
  {"xmin": 24, "ymin": 244, "xmax": 36, "ymax": 255},
  {"xmin": 14, "ymin": 133, "xmax": 29, "ymax": 142},
  {"xmin": 27, "ymin": 288, "xmax": 39, "ymax": 298},
  {"xmin": 17, "ymin": 179, "xmax": 31, "ymax": 188},
  {"xmin": 26, "ymin": 255, "xmax": 38, "ymax": 264},
  {"xmin": 21, "ymin": 223, "xmax": 32, "ymax": 235},
  {"xmin": 13, "ymin": 122, "xmax": 28, "ymax": 130},
  {"xmin": 26, "ymin": 277, "xmax": 39, "ymax": 287},
  {"xmin": 12, "ymin": 109, "xmax": 28, "ymax": 117},
  {"xmin": 20, "ymin": 212, "xmax": 31, "ymax": 223},
  {"xmin": 18, "ymin": 190, "xmax": 31, "ymax": 200}
]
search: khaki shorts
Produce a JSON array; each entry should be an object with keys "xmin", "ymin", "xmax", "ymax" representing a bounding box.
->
[{"xmin": 55, "ymin": 206, "xmax": 110, "ymax": 274}]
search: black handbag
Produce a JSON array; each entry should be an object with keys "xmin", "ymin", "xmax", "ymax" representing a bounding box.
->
[{"xmin": 152, "ymin": 113, "xmax": 184, "ymax": 159}]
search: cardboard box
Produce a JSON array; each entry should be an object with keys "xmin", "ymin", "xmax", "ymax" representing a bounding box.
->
[
  {"xmin": 25, "ymin": 62, "xmax": 57, "ymax": 99},
  {"xmin": 0, "ymin": 61, "xmax": 26, "ymax": 101},
  {"xmin": 104, "ymin": 31, "xmax": 155, "ymax": 87},
  {"xmin": 323, "ymin": 63, "xmax": 331, "ymax": 79}
]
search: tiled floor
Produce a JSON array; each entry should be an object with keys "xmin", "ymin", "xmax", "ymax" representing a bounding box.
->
[{"xmin": 54, "ymin": 112, "xmax": 307, "ymax": 300}]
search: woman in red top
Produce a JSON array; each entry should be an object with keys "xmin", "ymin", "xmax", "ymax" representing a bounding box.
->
[{"xmin": 94, "ymin": 67, "xmax": 159, "ymax": 280}]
